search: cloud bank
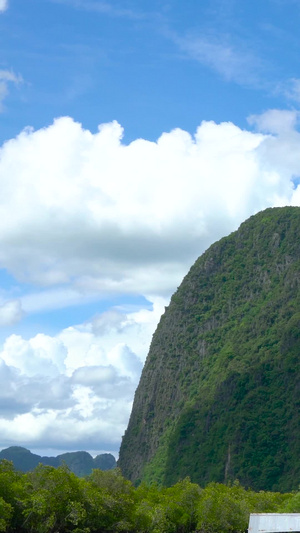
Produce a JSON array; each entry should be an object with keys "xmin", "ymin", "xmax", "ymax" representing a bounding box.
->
[
  {"xmin": 0, "ymin": 111, "xmax": 300, "ymax": 455},
  {"xmin": 0, "ymin": 298, "xmax": 165, "ymax": 455},
  {"xmin": 1, "ymin": 113, "xmax": 299, "ymax": 292}
]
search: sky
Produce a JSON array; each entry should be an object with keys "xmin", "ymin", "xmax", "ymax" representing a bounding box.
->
[{"xmin": 0, "ymin": 0, "xmax": 300, "ymax": 459}]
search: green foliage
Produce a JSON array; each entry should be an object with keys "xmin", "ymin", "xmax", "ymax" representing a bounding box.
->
[
  {"xmin": 134, "ymin": 478, "xmax": 201, "ymax": 533},
  {"xmin": 0, "ymin": 459, "xmax": 298, "ymax": 533},
  {"xmin": 0, "ymin": 497, "xmax": 12, "ymax": 532},
  {"xmin": 278, "ymin": 491, "xmax": 300, "ymax": 512},
  {"xmin": 196, "ymin": 482, "xmax": 250, "ymax": 533},
  {"xmin": 195, "ymin": 482, "xmax": 289, "ymax": 533},
  {"xmin": 21, "ymin": 464, "xmax": 88, "ymax": 532},
  {"xmin": 86, "ymin": 468, "xmax": 136, "ymax": 531},
  {"xmin": 0, "ymin": 459, "xmax": 28, "ymax": 530}
]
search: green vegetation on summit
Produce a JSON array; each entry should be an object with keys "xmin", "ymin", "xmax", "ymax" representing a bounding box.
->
[{"xmin": 118, "ymin": 207, "xmax": 300, "ymax": 491}]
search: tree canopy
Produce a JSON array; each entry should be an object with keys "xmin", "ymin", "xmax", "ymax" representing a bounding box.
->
[{"xmin": 0, "ymin": 459, "xmax": 298, "ymax": 533}]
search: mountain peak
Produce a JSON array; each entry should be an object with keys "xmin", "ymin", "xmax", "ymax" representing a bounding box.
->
[{"xmin": 118, "ymin": 206, "xmax": 300, "ymax": 491}]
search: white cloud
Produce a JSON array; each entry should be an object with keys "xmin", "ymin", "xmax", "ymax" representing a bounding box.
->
[
  {"xmin": 0, "ymin": 0, "xmax": 8, "ymax": 12},
  {"xmin": 21, "ymin": 287, "xmax": 99, "ymax": 314},
  {"xmin": 0, "ymin": 297, "xmax": 166, "ymax": 454},
  {"xmin": 248, "ymin": 109, "xmax": 300, "ymax": 134},
  {"xmin": 173, "ymin": 33, "xmax": 260, "ymax": 85},
  {"xmin": 247, "ymin": 110, "xmax": 300, "ymax": 196},
  {"xmin": 49, "ymin": 0, "xmax": 143, "ymax": 19},
  {"xmin": 0, "ymin": 299, "xmax": 24, "ymax": 326},
  {"xmin": 0, "ymin": 114, "xmax": 299, "ymax": 300},
  {"xmin": 280, "ymin": 78, "xmax": 300, "ymax": 104},
  {"xmin": 0, "ymin": 70, "xmax": 23, "ymax": 111},
  {"xmin": 1, "ymin": 333, "xmax": 67, "ymax": 377}
]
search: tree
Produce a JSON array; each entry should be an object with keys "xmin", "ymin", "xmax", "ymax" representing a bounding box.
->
[
  {"xmin": 87, "ymin": 468, "xmax": 136, "ymax": 531},
  {"xmin": 0, "ymin": 496, "xmax": 12, "ymax": 532},
  {"xmin": 196, "ymin": 482, "xmax": 251, "ymax": 533},
  {"xmin": 21, "ymin": 464, "xmax": 88, "ymax": 532},
  {"xmin": 0, "ymin": 459, "xmax": 27, "ymax": 530}
]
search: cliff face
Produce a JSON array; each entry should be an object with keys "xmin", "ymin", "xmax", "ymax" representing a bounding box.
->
[{"xmin": 118, "ymin": 207, "xmax": 300, "ymax": 491}]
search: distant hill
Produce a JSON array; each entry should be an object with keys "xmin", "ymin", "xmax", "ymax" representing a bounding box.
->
[
  {"xmin": 118, "ymin": 207, "xmax": 300, "ymax": 491},
  {"xmin": 0, "ymin": 446, "xmax": 116, "ymax": 476}
]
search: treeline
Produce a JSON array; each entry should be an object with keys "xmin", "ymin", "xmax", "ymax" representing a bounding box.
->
[{"xmin": 0, "ymin": 459, "xmax": 299, "ymax": 533}]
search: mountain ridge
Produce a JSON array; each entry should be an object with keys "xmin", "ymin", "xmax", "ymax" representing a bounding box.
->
[{"xmin": 0, "ymin": 446, "xmax": 116, "ymax": 476}]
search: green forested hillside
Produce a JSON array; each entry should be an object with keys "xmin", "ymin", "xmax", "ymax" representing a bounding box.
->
[
  {"xmin": 118, "ymin": 207, "xmax": 300, "ymax": 490},
  {"xmin": 0, "ymin": 446, "xmax": 116, "ymax": 476}
]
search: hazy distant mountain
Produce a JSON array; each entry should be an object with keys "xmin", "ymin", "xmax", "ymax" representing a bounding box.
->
[
  {"xmin": 0, "ymin": 446, "xmax": 116, "ymax": 476},
  {"xmin": 118, "ymin": 207, "xmax": 300, "ymax": 491}
]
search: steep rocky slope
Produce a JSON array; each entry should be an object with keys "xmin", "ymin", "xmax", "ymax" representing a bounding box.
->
[{"xmin": 118, "ymin": 207, "xmax": 300, "ymax": 491}]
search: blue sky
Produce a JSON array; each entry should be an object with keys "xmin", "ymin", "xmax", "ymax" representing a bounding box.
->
[
  {"xmin": 2, "ymin": 0, "xmax": 300, "ymax": 143},
  {"xmin": 0, "ymin": 0, "xmax": 300, "ymax": 458}
]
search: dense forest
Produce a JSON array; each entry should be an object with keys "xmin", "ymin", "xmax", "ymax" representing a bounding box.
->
[
  {"xmin": 119, "ymin": 207, "xmax": 300, "ymax": 490},
  {"xmin": 0, "ymin": 459, "xmax": 299, "ymax": 533}
]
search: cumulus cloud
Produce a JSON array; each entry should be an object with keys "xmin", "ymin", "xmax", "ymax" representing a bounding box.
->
[
  {"xmin": 248, "ymin": 110, "xmax": 300, "ymax": 200},
  {"xmin": 0, "ymin": 0, "xmax": 8, "ymax": 12},
  {"xmin": 0, "ymin": 70, "xmax": 22, "ymax": 111},
  {"xmin": 0, "ymin": 114, "xmax": 299, "ymax": 299},
  {"xmin": 1, "ymin": 334, "xmax": 67, "ymax": 377},
  {"xmin": 0, "ymin": 297, "xmax": 166, "ymax": 454},
  {"xmin": 248, "ymin": 109, "xmax": 300, "ymax": 134}
]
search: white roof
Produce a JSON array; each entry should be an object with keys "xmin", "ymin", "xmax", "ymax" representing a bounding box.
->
[{"xmin": 249, "ymin": 514, "xmax": 300, "ymax": 533}]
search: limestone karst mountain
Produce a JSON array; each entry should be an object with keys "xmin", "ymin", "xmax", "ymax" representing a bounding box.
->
[
  {"xmin": 118, "ymin": 207, "xmax": 300, "ymax": 491},
  {"xmin": 0, "ymin": 446, "xmax": 116, "ymax": 476}
]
